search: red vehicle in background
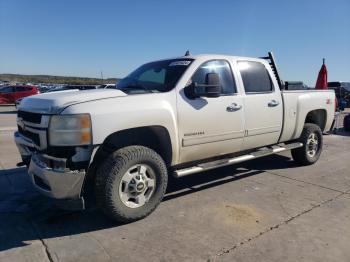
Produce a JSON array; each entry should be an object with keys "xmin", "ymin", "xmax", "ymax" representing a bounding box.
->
[{"xmin": 0, "ymin": 85, "xmax": 39, "ymax": 104}]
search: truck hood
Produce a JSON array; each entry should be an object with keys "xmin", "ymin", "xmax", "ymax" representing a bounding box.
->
[{"xmin": 18, "ymin": 89, "xmax": 127, "ymax": 114}]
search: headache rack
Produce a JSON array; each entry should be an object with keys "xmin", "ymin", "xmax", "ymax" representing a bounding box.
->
[{"xmin": 260, "ymin": 51, "xmax": 284, "ymax": 90}]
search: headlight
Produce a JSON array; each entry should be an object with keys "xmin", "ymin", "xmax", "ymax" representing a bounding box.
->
[{"xmin": 49, "ymin": 114, "xmax": 92, "ymax": 146}]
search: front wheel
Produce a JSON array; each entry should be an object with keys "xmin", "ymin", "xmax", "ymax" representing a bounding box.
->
[
  {"xmin": 291, "ymin": 123, "xmax": 323, "ymax": 165},
  {"xmin": 95, "ymin": 146, "xmax": 168, "ymax": 223}
]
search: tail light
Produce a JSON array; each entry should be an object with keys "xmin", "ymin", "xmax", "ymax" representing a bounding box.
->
[{"xmin": 327, "ymin": 98, "xmax": 337, "ymax": 112}]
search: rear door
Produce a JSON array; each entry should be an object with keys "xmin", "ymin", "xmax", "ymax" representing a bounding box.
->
[{"xmin": 237, "ymin": 60, "xmax": 283, "ymax": 150}]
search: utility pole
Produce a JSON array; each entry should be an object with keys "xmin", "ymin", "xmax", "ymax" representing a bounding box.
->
[{"xmin": 100, "ymin": 70, "xmax": 104, "ymax": 84}]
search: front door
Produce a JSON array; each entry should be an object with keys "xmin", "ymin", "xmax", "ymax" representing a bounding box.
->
[
  {"xmin": 177, "ymin": 59, "xmax": 245, "ymax": 163},
  {"xmin": 237, "ymin": 60, "xmax": 283, "ymax": 150}
]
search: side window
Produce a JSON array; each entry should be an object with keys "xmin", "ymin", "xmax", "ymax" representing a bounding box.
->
[
  {"xmin": 238, "ymin": 61, "xmax": 273, "ymax": 93},
  {"xmin": 0, "ymin": 86, "xmax": 14, "ymax": 93},
  {"xmin": 191, "ymin": 60, "xmax": 236, "ymax": 94},
  {"xmin": 15, "ymin": 86, "xmax": 27, "ymax": 92}
]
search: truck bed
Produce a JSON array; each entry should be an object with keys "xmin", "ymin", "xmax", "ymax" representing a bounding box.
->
[{"xmin": 280, "ymin": 89, "xmax": 335, "ymax": 142}]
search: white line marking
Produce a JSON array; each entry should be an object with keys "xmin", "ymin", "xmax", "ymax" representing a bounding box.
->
[{"xmin": 0, "ymin": 127, "xmax": 17, "ymax": 131}]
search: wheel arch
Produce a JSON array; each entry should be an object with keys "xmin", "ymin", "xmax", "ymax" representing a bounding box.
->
[
  {"xmin": 82, "ymin": 126, "xmax": 173, "ymax": 201},
  {"xmin": 304, "ymin": 109, "xmax": 327, "ymax": 131}
]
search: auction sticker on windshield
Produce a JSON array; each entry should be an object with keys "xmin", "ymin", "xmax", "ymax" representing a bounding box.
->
[{"xmin": 169, "ymin": 61, "xmax": 192, "ymax": 66}]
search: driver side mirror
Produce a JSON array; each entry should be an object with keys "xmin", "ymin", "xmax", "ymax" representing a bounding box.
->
[{"xmin": 185, "ymin": 73, "xmax": 221, "ymax": 99}]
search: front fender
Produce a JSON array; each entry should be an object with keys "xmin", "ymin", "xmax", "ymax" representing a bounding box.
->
[{"xmin": 61, "ymin": 92, "xmax": 180, "ymax": 164}]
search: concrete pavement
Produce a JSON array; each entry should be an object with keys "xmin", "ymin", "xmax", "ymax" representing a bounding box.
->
[
  {"xmin": 0, "ymin": 106, "xmax": 17, "ymax": 131},
  {"xmin": 0, "ymin": 107, "xmax": 350, "ymax": 261}
]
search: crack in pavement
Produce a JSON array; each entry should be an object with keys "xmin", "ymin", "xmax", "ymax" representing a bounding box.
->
[
  {"xmin": 263, "ymin": 170, "xmax": 349, "ymax": 194},
  {"xmin": 29, "ymin": 220, "xmax": 55, "ymax": 262},
  {"xmin": 212, "ymin": 190, "xmax": 347, "ymax": 260},
  {"xmin": 40, "ymin": 238, "xmax": 55, "ymax": 262}
]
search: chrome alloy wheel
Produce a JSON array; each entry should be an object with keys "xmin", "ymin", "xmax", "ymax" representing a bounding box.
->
[
  {"xmin": 119, "ymin": 164, "xmax": 156, "ymax": 208},
  {"xmin": 306, "ymin": 133, "xmax": 319, "ymax": 158}
]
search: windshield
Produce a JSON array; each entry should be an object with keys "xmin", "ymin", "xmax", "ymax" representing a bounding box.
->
[{"xmin": 117, "ymin": 59, "xmax": 193, "ymax": 93}]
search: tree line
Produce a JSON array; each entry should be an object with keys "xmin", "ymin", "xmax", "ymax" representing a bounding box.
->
[{"xmin": 0, "ymin": 74, "xmax": 119, "ymax": 85}]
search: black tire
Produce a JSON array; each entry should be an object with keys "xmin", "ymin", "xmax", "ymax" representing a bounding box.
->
[
  {"xmin": 95, "ymin": 145, "xmax": 168, "ymax": 223},
  {"xmin": 291, "ymin": 123, "xmax": 323, "ymax": 165},
  {"xmin": 344, "ymin": 114, "xmax": 350, "ymax": 132}
]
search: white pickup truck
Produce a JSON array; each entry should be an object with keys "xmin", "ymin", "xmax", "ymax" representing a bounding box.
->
[{"xmin": 15, "ymin": 52, "xmax": 335, "ymax": 222}]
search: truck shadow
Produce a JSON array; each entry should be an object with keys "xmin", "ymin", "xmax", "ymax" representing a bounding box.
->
[
  {"xmin": 0, "ymin": 154, "xmax": 296, "ymax": 252},
  {"xmin": 163, "ymin": 153, "xmax": 296, "ymax": 201},
  {"xmin": 331, "ymin": 129, "xmax": 350, "ymax": 137},
  {"xmin": 0, "ymin": 110, "xmax": 17, "ymax": 114}
]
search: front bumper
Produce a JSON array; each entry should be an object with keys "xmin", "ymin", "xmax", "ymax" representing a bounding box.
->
[
  {"xmin": 14, "ymin": 131, "xmax": 86, "ymax": 209},
  {"xmin": 28, "ymin": 154, "xmax": 86, "ymax": 199}
]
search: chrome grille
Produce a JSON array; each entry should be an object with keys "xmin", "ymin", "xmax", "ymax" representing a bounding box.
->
[
  {"xmin": 17, "ymin": 110, "xmax": 42, "ymax": 124},
  {"xmin": 16, "ymin": 111, "xmax": 50, "ymax": 150},
  {"xmin": 18, "ymin": 125, "xmax": 41, "ymax": 146}
]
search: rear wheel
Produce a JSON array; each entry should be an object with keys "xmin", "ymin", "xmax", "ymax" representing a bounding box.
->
[
  {"xmin": 95, "ymin": 146, "xmax": 168, "ymax": 223},
  {"xmin": 291, "ymin": 123, "xmax": 323, "ymax": 165}
]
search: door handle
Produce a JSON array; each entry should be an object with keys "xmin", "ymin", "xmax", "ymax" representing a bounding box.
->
[
  {"xmin": 226, "ymin": 103, "xmax": 242, "ymax": 112},
  {"xmin": 268, "ymin": 100, "xmax": 280, "ymax": 107}
]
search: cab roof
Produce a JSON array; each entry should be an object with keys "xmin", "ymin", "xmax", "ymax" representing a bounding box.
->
[{"xmin": 156, "ymin": 53, "xmax": 267, "ymax": 64}]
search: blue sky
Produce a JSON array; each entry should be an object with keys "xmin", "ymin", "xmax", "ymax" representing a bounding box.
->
[{"xmin": 1, "ymin": 0, "xmax": 349, "ymax": 85}]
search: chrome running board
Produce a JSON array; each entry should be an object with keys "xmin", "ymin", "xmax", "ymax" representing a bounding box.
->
[{"xmin": 174, "ymin": 142, "xmax": 303, "ymax": 178}]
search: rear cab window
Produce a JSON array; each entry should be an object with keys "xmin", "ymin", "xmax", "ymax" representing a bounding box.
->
[{"xmin": 238, "ymin": 61, "xmax": 273, "ymax": 93}]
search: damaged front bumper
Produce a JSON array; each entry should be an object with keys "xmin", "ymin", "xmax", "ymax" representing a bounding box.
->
[{"xmin": 14, "ymin": 131, "xmax": 87, "ymax": 210}]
